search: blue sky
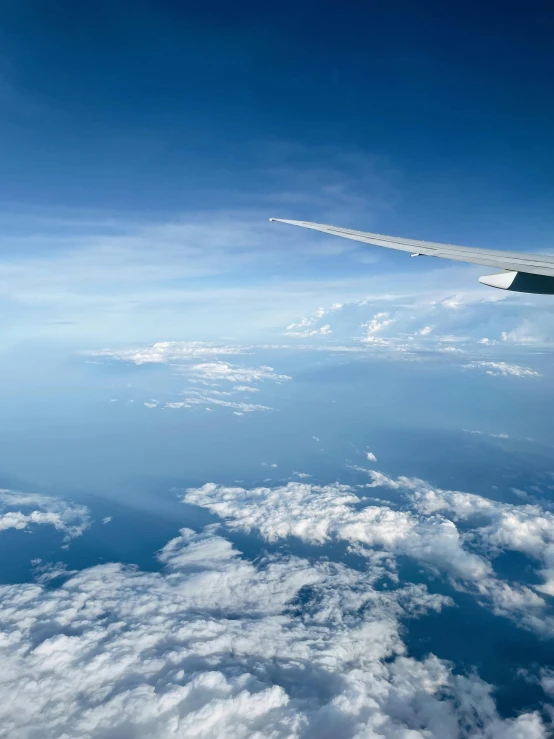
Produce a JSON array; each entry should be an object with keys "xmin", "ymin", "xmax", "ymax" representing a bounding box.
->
[
  {"xmin": 2, "ymin": 6, "xmax": 554, "ymax": 736},
  {"xmin": 1, "ymin": 2, "xmax": 554, "ymax": 349},
  {"xmin": 1, "ymin": 1, "xmax": 554, "ymax": 221}
]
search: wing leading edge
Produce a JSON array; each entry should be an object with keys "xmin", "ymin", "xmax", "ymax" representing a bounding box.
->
[{"xmin": 269, "ymin": 218, "xmax": 554, "ymax": 294}]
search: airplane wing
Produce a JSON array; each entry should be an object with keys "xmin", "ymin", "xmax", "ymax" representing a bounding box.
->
[{"xmin": 269, "ymin": 218, "xmax": 554, "ymax": 294}]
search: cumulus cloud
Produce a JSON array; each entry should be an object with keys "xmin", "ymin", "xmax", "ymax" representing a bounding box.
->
[
  {"xmin": 184, "ymin": 471, "xmax": 554, "ymax": 636},
  {"xmin": 439, "ymin": 346, "xmax": 465, "ymax": 354},
  {"xmin": 366, "ymin": 451, "xmax": 377, "ymax": 462},
  {"xmin": 286, "ymin": 316, "xmax": 312, "ymax": 330},
  {"xmin": 0, "ymin": 526, "xmax": 546, "ymax": 738},
  {"xmin": 285, "ymin": 307, "xmax": 330, "ymax": 337},
  {"xmin": 0, "ymin": 490, "xmax": 90, "ymax": 541},
  {"xmin": 184, "ymin": 481, "xmax": 492, "ymax": 584},
  {"xmin": 275, "ymin": 292, "xmax": 554, "ymax": 380},
  {"xmin": 84, "ymin": 292, "xmax": 550, "ymax": 389},
  {"xmin": 366, "ymin": 471, "xmax": 554, "ymax": 624},
  {"xmin": 361, "ymin": 311, "xmax": 395, "ymax": 343},
  {"xmin": 286, "ymin": 324, "xmax": 332, "ymax": 337},
  {"xmin": 501, "ymin": 324, "xmax": 543, "ymax": 345},
  {"xmin": 465, "ymin": 361, "xmax": 540, "ymax": 378}
]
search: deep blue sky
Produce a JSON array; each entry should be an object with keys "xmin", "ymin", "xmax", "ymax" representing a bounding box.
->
[{"xmin": 1, "ymin": 0, "xmax": 554, "ymax": 243}]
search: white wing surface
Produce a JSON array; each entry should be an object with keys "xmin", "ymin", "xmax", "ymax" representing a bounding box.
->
[{"xmin": 270, "ymin": 218, "xmax": 554, "ymax": 294}]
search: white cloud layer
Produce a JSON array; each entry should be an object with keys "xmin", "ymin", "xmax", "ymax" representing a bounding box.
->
[
  {"xmin": 153, "ymin": 360, "xmax": 291, "ymax": 414},
  {"xmin": 184, "ymin": 471, "xmax": 554, "ymax": 635},
  {"xmin": 86, "ymin": 288, "xmax": 547, "ymax": 390},
  {"xmin": 0, "ymin": 489, "xmax": 90, "ymax": 541},
  {"xmin": 0, "ymin": 526, "xmax": 547, "ymax": 738},
  {"xmin": 188, "ymin": 361, "xmax": 291, "ymax": 384},
  {"xmin": 89, "ymin": 344, "xmax": 291, "ymax": 414},
  {"xmin": 465, "ymin": 361, "xmax": 540, "ymax": 378},
  {"xmin": 282, "ymin": 294, "xmax": 550, "ymax": 378},
  {"xmin": 286, "ymin": 323, "xmax": 332, "ymax": 337},
  {"xmin": 164, "ymin": 391, "xmax": 272, "ymax": 414},
  {"xmin": 84, "ymin": 341, "xmax": 245, "ymax": 365},
  {"xmin": 3, "ymin": 191, "xmax": 554, "ymax": 351}
]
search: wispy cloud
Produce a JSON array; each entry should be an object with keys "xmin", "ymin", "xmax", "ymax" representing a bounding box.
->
[
  {"xmin": 90, "ymin": 343, "xmax": 292, "ymax": 415},
  {"xmin": 165, "ymin": 392, "xmax": 272, "ymax": 414},
  {"xmin": 465, "ymin": 361, "xmax": 540, "ymax": 378},
  {"xmin": 85, "ymin": 341, "xmax": 245, "ymax": 364},
  {"xmin": 188, "ymin": 361, "xmax": 291, "ymax": 384},
  {"xmin": 0, "ymin": 195, "xmax": 538, "ymax": 347}
]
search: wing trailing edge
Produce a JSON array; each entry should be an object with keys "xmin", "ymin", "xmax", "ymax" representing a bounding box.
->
[{"xmin": 270, "ymin": 218, "xmax": 554, "ymax": 294}]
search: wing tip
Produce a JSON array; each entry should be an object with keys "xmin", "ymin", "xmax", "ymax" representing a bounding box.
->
[{"xmin": 269, "ymin": 217, "xmax": 305, "ymax": 225}]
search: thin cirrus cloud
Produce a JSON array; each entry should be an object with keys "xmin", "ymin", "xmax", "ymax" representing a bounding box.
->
[
  {"xmin": 1, "ymin": 138, "xmax": 554, "ymax": 349},
  {"xmin": 0, "ymin": 524, "xmax": 547, "ymax": 738},
  {"xmin": 0, "ymin": 184, "xmax": 398, "ymax": 343},
  {"xmin": 3, "ymin": 197, "xmax": 552, "ymax": 346}
]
